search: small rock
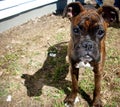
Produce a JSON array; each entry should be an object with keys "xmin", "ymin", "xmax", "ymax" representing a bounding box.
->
[{"xmin": 6, "ymin": 95, "xmax": 12, "ymax": 102}]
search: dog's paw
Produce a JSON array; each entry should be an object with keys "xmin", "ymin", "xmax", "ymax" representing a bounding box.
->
[
  {"xmin": 93, "ymin": 103, "xmax": 103, "ymax": 107},
  {"xmin": 93, "ymin": 99, "xmax": 103, "ymax": 107},
  {"xmin": 74, "ymin": 96, "xmax": 79, "ymax": 104},
  {"xmin": 64, "ymin": 102, "xmax": 73, "ymax": 107},
  {"xmin": 64, "ymin": 96, "xmax": 79, "ymax": 107}
]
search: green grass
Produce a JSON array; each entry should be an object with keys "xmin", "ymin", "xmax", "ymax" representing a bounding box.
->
[
  {"xmin": 53, "ymin": 64, "xmax": 68, "ymax": 82},
  {"xmin": 0, "ymin": 52, "xmax": 22, "ymax": 75},
  {"xmin": 53, "ymin": 101, "xmax": 64, "ymax": 107},
  {"xmin": 52, "ymin": 90, "xmax": 65, "ymax": 107},
  {"xmin": 104, "ymin": 102, "xmax": 118, "ymax": 107},
  {"xmin": 55, "ymin": 33, "xmax": 65, "ymax": 43},
  {"xmin": 79, "ymin": 68, "xmax": 94, "ymax": 93},
  {"xmin": 0, "ymin": 81, "xmax": 20, "ymax": 98},
  {"xmin": 0, "ymin": 88, "xmax": 8, "ymax": 97}
]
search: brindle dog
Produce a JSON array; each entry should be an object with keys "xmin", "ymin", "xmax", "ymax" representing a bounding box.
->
[{"xmin": 63, "ymin": 2, "xmax": 119, "ymax": 107}]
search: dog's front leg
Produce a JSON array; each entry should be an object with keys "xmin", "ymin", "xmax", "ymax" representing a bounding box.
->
[
  {"xmin": 93, "ymin": 64, "xmax": 103, "ymax": 107},
  {"xmin": 64, "ymin": 65, "xmax": 79, "ymax": 107}
]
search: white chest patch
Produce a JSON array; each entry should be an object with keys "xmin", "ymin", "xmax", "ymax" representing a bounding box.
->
[{"xmin": 75, "ymin": 61, "xmax": 93, "ymax": 70}]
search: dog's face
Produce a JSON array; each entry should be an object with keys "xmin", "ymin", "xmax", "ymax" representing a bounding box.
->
[
  {"xmin": 71, "ymin": 11, "xmax": 105, "ymax": 63},
  {"xmin": 63, "ymin": 2, "xmax": 118, "ymax": 63}
]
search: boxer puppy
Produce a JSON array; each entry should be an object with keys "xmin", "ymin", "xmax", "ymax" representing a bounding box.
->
[{"xmin": 63, "ymin": 2, "xmax": 119, "ymax": 107}]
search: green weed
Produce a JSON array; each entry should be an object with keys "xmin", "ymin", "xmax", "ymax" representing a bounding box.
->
[{"xmin": 55, "ymin": 33, "xmax": 64, "ymax": 42}]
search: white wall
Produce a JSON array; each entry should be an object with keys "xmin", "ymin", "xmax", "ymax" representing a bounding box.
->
[
  {"xmin": 0, "ymin": 0, "xmax": 74, "ymax": 32},
  {"xmin": 0, "ymin": 0, "xmax": 57, "ymax": 20}
]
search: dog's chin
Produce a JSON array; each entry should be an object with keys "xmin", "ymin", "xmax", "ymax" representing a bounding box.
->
[
  {"xmin": 79, "ymin": 55, "xmax": 93, "ymax": 63},
  {"xmin": 75, "ymin": 55, "xmax": 93, "ymax": 69}
]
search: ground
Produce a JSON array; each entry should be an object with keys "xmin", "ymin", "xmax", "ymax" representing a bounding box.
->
[{"xmin": 0, "ymin": 1, "xmax": 120, "ymax": 107}]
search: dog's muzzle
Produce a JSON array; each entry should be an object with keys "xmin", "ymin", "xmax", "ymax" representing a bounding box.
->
[
  {"xmin": 82, "ymin": 40, "xmax": 94, "ymax": 52},
  {"xmin": 74, "ymin": 40, "xmax": 100, "ymax": 63}
]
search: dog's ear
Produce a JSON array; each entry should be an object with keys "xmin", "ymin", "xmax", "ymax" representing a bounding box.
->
[
  {"xmin": 97, "ymin": 5, "xmax": 119, "ymax": 25},
  {"xmin": 63, "ymin": 2, "xmax": 84, "ymax": 20}
]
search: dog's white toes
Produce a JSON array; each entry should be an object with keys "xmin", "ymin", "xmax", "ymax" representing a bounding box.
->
[
  {"xmin": 65, "ymin": 103, "xmax": 71, "ymax": 107},
  {"xmin": 64, "ymin": 96, "xmax": 79, "ymax": 107},
  {"xmin": 74, "ymin": 96, "xmax": 79, "ymax": 104}
]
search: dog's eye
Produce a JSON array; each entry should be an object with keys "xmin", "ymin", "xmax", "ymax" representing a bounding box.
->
[
  {"xmin": 73, "ymin": 27, "xmax": 80, "ymax": 34},
  {"xmin": 98, "ymin": 29, "xmax": 104, "ymax": 35},
  {"xmin": 97, "ymin": 29, "xmax": 105, "ymax": 38},
  {"xmin": 78, "ymin": 25, "xmax": 84, "ymax": 31}
]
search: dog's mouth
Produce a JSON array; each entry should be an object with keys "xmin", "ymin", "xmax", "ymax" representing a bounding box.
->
[
  {"xmin": 79, "ymin": 55, "xmax": 93, "ymax": 63},
  {"xmin": 75, "ymin": 55, "xmax": 93, "ymax": 69}
]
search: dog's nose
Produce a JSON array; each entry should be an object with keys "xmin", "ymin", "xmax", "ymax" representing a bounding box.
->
[{"xmin": 82, "ymin": 41, "xmax": 93, "ymax": 51}]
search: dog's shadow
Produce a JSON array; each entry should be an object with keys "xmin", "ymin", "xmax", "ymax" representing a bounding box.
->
[{"xmin": 21, "ymin": 42, "xmax": 92, "ymax": 105}]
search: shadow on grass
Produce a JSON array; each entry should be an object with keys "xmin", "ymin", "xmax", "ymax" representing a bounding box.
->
[{"xmin": 21, "ymin": 42, "xmax": 92, "ymax": 106}]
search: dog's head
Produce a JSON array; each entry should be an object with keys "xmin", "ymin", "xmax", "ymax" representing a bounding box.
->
[{"xmin": 63, "ymin": 2, "xmax": 119, "ymax": 63}]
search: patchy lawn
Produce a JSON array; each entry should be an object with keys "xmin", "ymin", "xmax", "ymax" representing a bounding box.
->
[{"xmin": 0, "ymin": 1, "xmax": 120, "ymax": 107}]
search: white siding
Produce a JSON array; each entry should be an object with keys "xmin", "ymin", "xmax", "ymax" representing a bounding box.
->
[{"xmin": 0, "ymin": 0, "xmax": 57, "ymax": 20}]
